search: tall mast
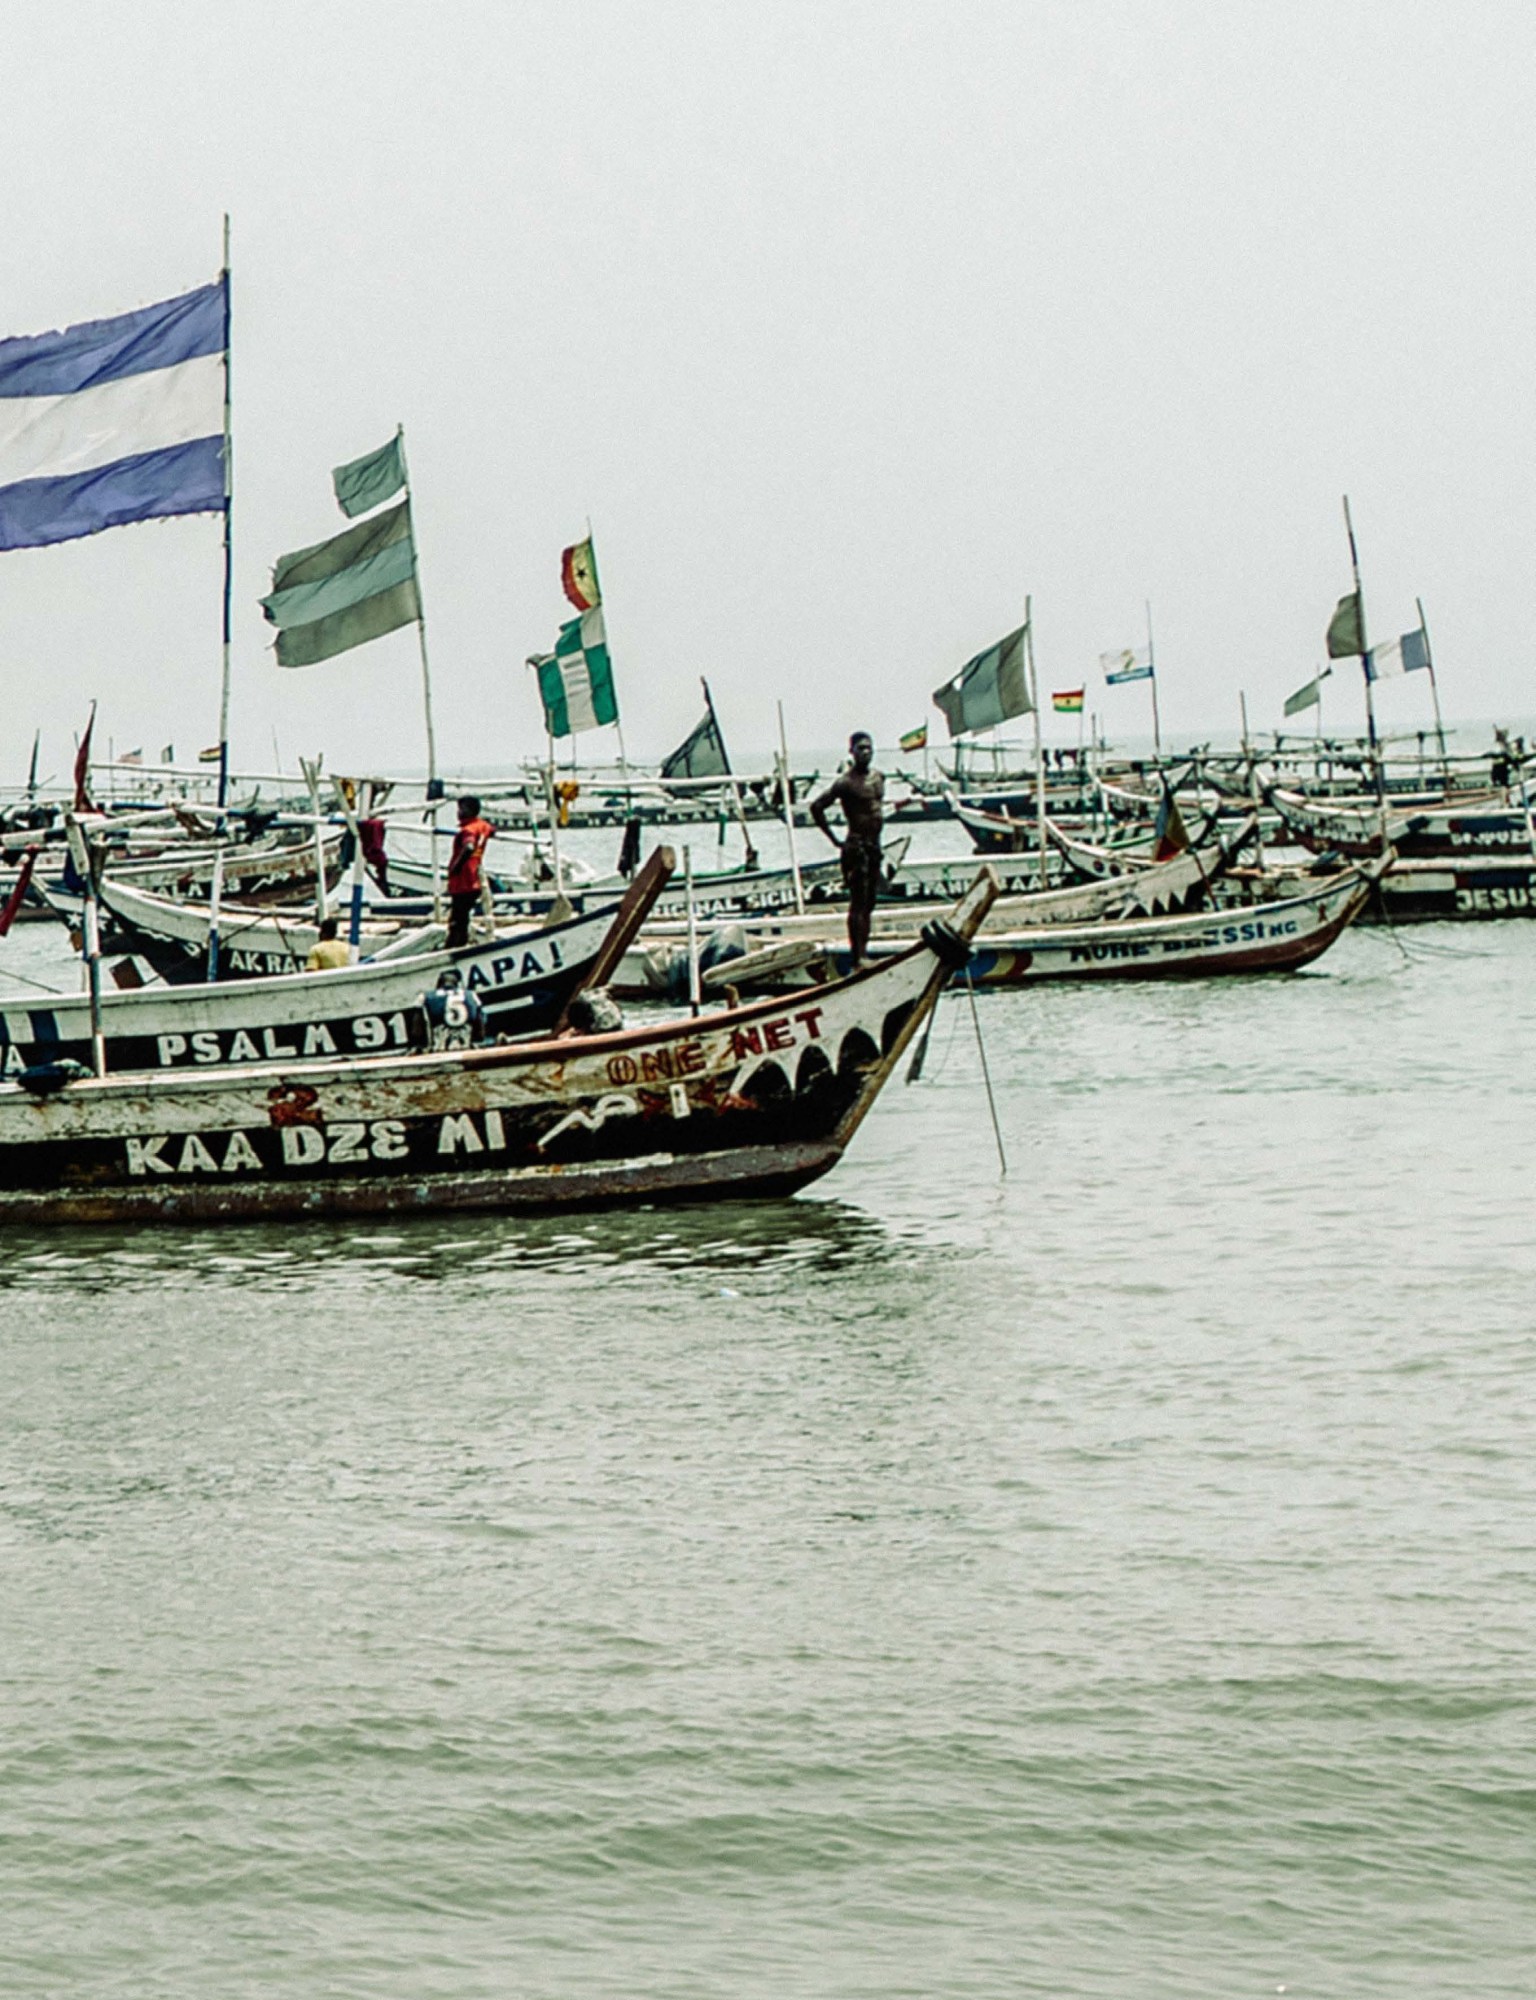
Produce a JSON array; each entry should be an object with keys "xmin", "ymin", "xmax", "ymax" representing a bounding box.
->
[
  {"xmin": 1416, "ymin": 596, "xmax": 1448, "ymax": 773},
  {"xmin": 394, "ymin": 423, "xmax": 442, "ymax": 904},
  {"xmin": 1146, "ymin": 599, "xmax": 1162, "ymax": 758},
  {"xmin": 585, "ymin": 520, "xmax": 626, "ymax": 776},
  {"xmin": 1343, "ymin": 494, "xmax": 1381, "ymax": 798},
  {"xmin": 217, "ymin": 212, "xmax": 233, "ymax": 809},
  {"xmin": 393, "ymin": 424, "xmax": 438, "ymax": 790},
  {"xmin": 1026, "ymin": 597, "xmax": 1046, "ymax": 876}
]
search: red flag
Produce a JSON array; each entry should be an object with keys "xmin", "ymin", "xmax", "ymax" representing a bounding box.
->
[
  {"xmin": 73, "ymin": 703, "xmax": 96, "ymax": 811},
  {"xmin": 0, "ymin": 847, "xmax": 38, "ymax": 937}
]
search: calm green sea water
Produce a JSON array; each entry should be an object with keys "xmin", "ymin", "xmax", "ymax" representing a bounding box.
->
[{"xmin": 2, "ymin": 875, "xmax": 1533, "ymax": 1996}]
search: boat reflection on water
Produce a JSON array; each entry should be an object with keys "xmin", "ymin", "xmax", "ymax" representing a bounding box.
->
[{"xmin": 0, "ymin": 1191, "xmax": 901, "ymax": 1298}]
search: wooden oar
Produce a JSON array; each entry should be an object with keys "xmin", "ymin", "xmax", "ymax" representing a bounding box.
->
[{"xmin": 553, "ymin": 844, "xmax": 675, "ymax": 1030}]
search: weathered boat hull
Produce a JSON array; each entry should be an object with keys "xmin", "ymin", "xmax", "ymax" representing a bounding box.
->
[
  {"xmin": 622, "ymin": 832, "xmax": 1253, "ymax": 998},
  {"xmin": 0, "ymin": 903, "xmax": 621, "ymax": 1077},
  {"xmin": 0, "ymin": 877, "xmax": 997, "ymax": 1224},
  {"xmin": 1270, "ymin": 787, "xmax": 1525, "ymax": 860},
  {"xmin": 963, "ymin": 883, "xmax": 1366, "ymax": 982},
  {"xmin": 1369, "ymin": 856, "xmax": 1536, "ymax": 921},
  {"xmin": 670, "ymin": 869, "xmax": 1373, "ymax": 992}
]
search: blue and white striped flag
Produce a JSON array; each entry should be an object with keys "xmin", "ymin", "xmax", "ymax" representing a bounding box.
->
[
  {"xmin": 1102, "ymin": 645, "xmax": 1153, "ymax": 685},
  {"xmin": 0, "ymin": 281, "xmax": 227, "ymax": 551},
  {"xmin": 1364, "ymin": 625, "xmax": 1430, "ymax": 683}
]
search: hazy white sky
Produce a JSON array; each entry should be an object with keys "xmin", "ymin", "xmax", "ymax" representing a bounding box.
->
[{"xmin": 1, "ymin": 0, "xmax": 1531, "ymax": 775}]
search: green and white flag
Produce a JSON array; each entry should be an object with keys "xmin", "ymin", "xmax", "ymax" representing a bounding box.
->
[
  {"xmin": 332, "ymin": 434, "xmax": 407, "ymax": 519},
  {"xmin": 1284, "ymin": 666, "xmax": 1332, "ymax": 716},
  {"xmin": 530, "ymin": 607, "xmax": 619, "ymax": 738},
  {"xmin": 1326, "ymin": 591, "xmax": 1364, "ymax": 659},
  {"xmin": 932, "ymin": 622, "xmax": 1032, "ymax": 737},
  {"xmin": 261, "ymin": 498, "xmax": 421, "ymax": 668}
]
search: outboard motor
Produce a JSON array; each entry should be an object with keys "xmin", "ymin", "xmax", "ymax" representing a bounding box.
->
[{"xmin": 659, "ymin": 923, "xmax": 749, "ymax": 1004}]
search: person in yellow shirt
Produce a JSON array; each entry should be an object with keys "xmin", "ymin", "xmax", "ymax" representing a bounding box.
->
[{"xmin": 305, "ymin": 916, "xmax": 350, "ymax": 971}]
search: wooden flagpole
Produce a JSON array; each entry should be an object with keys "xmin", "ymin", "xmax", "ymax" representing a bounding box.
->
[
  {"xmin": 545, "ymin": 727, "xmax": 564, "ymax": 898},
  {"xmin": 705, "ymin": 676, "xmax": 756, "ymax": 866},
  {"xmin": 393, "ymin": 424, "xmax": 443, "ymax": 904},
  {"xmin": 1343, "ymin": 495, "xmax": 1383, "ymax": 800},
  {"xmin": 1146, "ymin": 600, "xmax": 1162, "ymax": 759},
  {"xmin": 65, "ymin": 817, "xmax": 107, "ymax": 1077},
  {"xmin": 1416, "ymin": 596, "xmax": 1448, "ymax": 773},
  {"xmin": 581, "ymin": 516, "xmax": 626, "ymax": 779},
  {"xmin": 1026, "ymin": 597, "xmax": 1046, "ymax": 877},
  {"xmin": 217, "ymin": 213, "xmax": 233, "ymax": 810},
  {"xmin": 776, "ymin": 700, "xmax": 804, "ymax": 915},
  {"xmin": 299, "ymin": 756, "xmax": 330, "ymax": 926}
]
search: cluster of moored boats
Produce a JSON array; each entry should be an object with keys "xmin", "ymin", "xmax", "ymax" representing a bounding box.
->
[{"xmin": 0, "ymin": 729, "xmax": 1526, "ymax": 1226}]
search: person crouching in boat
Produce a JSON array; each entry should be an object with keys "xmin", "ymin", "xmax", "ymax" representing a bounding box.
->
[
  {"xmin": 811, "ymin": 731, "xmax": 885, "ymax": 965},
  {"xmin": 447, "ymin": 796, "xmax": 494, "ymax": 949}
]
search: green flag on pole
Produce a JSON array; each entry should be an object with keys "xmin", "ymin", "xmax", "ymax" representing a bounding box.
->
[
  {"xmin": 932, "ymin": 622, "xmax": 1032, "ymax": 737},
  {"xmin": 261, "ymin": 498, "xmax": 421, "ymax": 667},
  {"xmin": 1326, "ymin": 591, "xmax": 1364, "ymax": 659},
  {"xmin": 1284, "ymin": 666, "xmax": 1332, "ymax": 716},
  {"xmin": 332, "ymin": 434, "xmax": 407, "ymax": 519},
  {"xmin": 530, "ymin": 608, "xmax": 619, "ymax": 738}
]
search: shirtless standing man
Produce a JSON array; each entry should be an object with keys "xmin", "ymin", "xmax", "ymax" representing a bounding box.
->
[{"xmin": 810, "ymin": 731, "xmax": 885, "ymax": 965}]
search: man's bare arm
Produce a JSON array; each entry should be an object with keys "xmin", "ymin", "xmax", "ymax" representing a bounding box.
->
[{"xmin": 809, "ymin": 777, "xmax": 845, "ymax": 848}]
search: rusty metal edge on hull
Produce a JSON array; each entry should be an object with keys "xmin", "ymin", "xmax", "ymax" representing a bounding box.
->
[{"xmin": 0, "ymin": 1140, "xmax": 844, "ymax": 1227}]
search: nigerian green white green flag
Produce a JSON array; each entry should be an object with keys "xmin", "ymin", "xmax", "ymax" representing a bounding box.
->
[
  {"xmin": 932, "ymin": 622, "xmax": 1032, "ymax": 737},
  {"xmin": 530, "ymin": 607, "xmax": 619, "ymax": 738},
  {"xmin": 261, "ymin": 498, "xmax": 421, "ymax": 668}
]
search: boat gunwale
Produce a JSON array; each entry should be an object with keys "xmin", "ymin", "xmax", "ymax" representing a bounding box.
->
[{"xmin": 0, "ymin": 935, "xmax": 934, "ymax": 1106}]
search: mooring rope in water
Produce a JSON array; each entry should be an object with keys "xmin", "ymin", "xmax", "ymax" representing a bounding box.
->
[
  {"xmin": 904, "ymin": 991, "xmax": 940, "ymax": 1083},
  {"xmin": 964, "ymin": 964, "xmax": 1008, "ymax": 1178}
]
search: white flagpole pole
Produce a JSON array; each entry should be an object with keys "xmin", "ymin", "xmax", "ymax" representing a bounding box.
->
[
  {"xmin": 300, "ymin": 755, "xmax": 329, "ymax": 926},
  {"xmin": 1026, "ymin": 598, "xmax": 1046, "ymax": 878},
  {"xmin": 776, "ymin": 700, "xmax": 805, "ymax": 915},
  {"xmin": 1416, "ymin": 596, "xmax": 1448, "ymax": 776},
  {"xmin": 66, "ymin": 818, "xmax": 107, "ymax": 1076},
  {"xmin": 545, "ymin": 728, "xmax": 564, "ymax": 898},
  {"xmin": 207, "ymin": 846, "xmax": 224, "ymax": 983},
  {"xmin": 1343, "ymin": 495, "xmax": 1382, "ymax": 801},
  {"xmin": 684, "ymin": 843, "xmax": 701, "ymax": 1016},
  {"xmin": 395, "ymin": 425, "xmax": 438, "ymax": 786},
  {"xmin": 1146, "ymin": 599, "xmax": 1162, "ymax": 760},
  {"xmin": 394, "ymin": 424, "xmax": 443, "ymax": 906},
  {"xmin": 331, "ymin": 777, "xmax": 367, "ymax": 962},
  {"xmin": 217, "ymin": 213, "xmax": 233, "ymax": 810}
]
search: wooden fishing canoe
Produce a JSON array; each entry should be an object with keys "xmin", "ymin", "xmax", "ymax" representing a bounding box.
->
[
  {"xmin": 0, "ymin": 872, "xmax": 999, "ymax": 1224},
  {"xmin": 663, "ymin": 864, "xmax": 1377, "ymax": 993}
]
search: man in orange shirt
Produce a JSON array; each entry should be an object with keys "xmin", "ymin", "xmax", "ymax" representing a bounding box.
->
[{"xmin": 446, "ymin": 795, "xmax": 493, "ymax": 948}]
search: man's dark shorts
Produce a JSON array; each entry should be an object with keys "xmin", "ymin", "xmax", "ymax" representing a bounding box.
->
[{"xmin": 841, "ymin": 835, "xmax": 882, "ymax": 908}]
